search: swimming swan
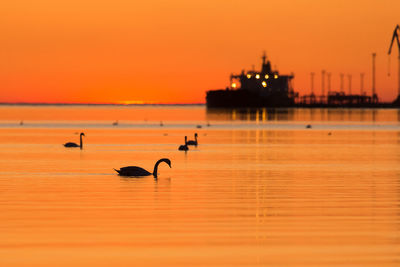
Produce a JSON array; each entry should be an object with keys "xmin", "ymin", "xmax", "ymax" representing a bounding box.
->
[
  {"xmin": 114, "ymin": 158, "xmax": 171, "ymax": 178},
  {"xmin": 64, "ymin": 132, "xmax": 85, "ymax": 149},
  {"xmin": 178, "ymin": 136, "xmax": 189, "ymax": 151},
  {"xmin": 187, "ymin": 133, "xmax": 198, "ymax": 146}
]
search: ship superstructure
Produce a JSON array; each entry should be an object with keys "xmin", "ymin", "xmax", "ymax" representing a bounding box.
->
[
  {"xmin": 206, "ymin": 53, "xmax": 296, "ymax": 108},
  {"xmin": 230, "ymin": 53, "xmax": 294, "ymax": 96}
]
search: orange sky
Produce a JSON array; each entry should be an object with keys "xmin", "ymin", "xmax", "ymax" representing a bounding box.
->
[{"xmin": 0, "ymin": 0, "xmax": 399, "ymax": 103}]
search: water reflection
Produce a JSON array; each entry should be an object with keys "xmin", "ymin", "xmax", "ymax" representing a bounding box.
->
[
  {"xmin": 207, "ymin": 108, "xmax": 400, "ymax": 122},
  {"xmin": 207, "ymin": 108, "xmax": 295, "ymax": 121}
]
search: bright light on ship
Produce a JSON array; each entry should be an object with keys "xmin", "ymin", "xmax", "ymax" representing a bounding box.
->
[
  {"xmin": 265, "ymin": 74, "xmax": 269, "ymax": 79},
  {"xmin": 231, "ymin": 83, "xmax": 237, "ymax": 88},
  {"xmin": 255, "ymin": 74, "xmax": 260, "ymax": 79},
  {"xmin": 274, "ymin": 74, "xmax": 278, "ymax": 79},
  {"xmin": 262, "ymin": 81, "xmax": 267, "ymax": 87},
  {"xmin": 247, "ymin": 74, "xmax": 252, "ymax": 79}
]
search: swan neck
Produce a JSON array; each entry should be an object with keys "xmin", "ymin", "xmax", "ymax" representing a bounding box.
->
[
  {"xmin": 153, "ymin": 159, "xmax": 170, "ymax": 178},
  {"xmin": 80, "ymin": 134, "xmax": 83, "ymax": 149},
  {"xmin": 153, "ymin": 160, "xmax": 161, "ymax": 178}
]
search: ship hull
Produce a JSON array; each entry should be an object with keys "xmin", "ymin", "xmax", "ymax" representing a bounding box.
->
[{"xmin": 206, "ymin": 89, "xmax": 294, "ymax": 108}]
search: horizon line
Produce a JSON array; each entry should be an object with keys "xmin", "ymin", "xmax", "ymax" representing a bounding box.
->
[{"xmin": 0, "ymin": 102, "xmax": 206, "ymax": 106}]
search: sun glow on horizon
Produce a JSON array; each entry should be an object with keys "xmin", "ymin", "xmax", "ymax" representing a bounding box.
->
[{"xmin": 117, "ymin": 100, "xmax": 157, "ymax": 105}]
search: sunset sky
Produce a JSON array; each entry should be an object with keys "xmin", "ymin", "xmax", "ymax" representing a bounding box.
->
[{"xmin": 1, "ymin": 0, "xmax": 399, "ymax": 104}]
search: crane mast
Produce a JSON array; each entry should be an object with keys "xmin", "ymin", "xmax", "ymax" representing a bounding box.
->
[{"xmin": 388, "ymin": 25, "xmax": 400, "ymax": 98}]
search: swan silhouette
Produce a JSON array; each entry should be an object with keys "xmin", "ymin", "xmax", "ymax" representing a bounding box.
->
[
  {"xmin": 64, "ymin": 132, "xmax": 85, "ymax": 149},
  {"xmin": 114, "ymin": 158, "xmax": 171, "ymax": 178},
  {"xmin": 187, "ymin": 133, "xmax": 198, "ymax": 146},
  {"xmin": 178, "ymin": 136, "xmax": 189, "ymax": 151}
]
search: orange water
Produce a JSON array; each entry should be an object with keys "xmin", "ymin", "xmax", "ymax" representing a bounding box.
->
[{"xmin": 0, "ymin": 106, "xmax": 399, "ymax": 266}]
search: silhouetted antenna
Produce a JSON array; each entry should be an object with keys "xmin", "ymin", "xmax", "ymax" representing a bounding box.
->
[
  {"xmin": 327, "ymin": 72, "xmax": 331, "ymax": 95},
  {"xmin": 340, "ymin": 73, "xmax": 344, "ymax": 92},
  {"xmin": 321, "ymin": 70, "xmax": 326, "ymax": 96},
  {"xmin": 360, "ymin": 73, "xmax": 365, "ymax": 95},
  {"xmin": 372, "ymin": 53, "xmax": 376, "ymax": 97},
  {"xmin": 347, "ymin": 74, "xmax": 352, "ymax": 95},
  {"xmin": 262, "ymin": 51, "xmax": 267, "ymax": 65},
  {"xmin": 310, "ymin": 72, "xmax": 315, "ymax": 94}
]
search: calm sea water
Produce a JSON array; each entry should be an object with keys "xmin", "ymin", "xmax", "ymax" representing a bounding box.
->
[{"xmin": 1, "ymin": 105, "xmax": 400, "ymax": 266}]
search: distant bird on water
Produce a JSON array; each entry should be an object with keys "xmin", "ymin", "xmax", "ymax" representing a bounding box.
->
[
  {"xmin": 178, "ymin": 136, "xmax": 189, "ymax": 151},
  {"xmin": 114, "ymin": 158, "xmax": 171, "ymax": 178},
  {"xmin": 64, "ymin": 132, "xmax": 85, "ymax": 150},
  {"xmin": 112, "ymin": 120, "xmax": 118, "ymax": 126},
  {"xmin": 306, "ymin": 124, "xmax": 312, "ymax": 129},
  {"xmin": 187, "ymin": 133, "xmax": 198, "ymax": 146}
]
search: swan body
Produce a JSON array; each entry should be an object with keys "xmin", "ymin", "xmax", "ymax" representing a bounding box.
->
[
  {"xmin": 114, "ymin": 158, "xmax": 171, "ymax": 178},
  {"xmin": 178, "ymin": 136, "xmax": 189, "ymax": 151},
  {"xmin": 187, "ymin": 133, "xmax": 198, "ymax": 146},
  {"xmin": 64, "ymin": 142, "xmax": 79, "ymax": 147},
  {"xmin": 64, "ymin": 132, "xmax": 85, "ymax": 149},
  {"xmin": 115, "ymin": 166, "xmax": 151, "ymax": 176}
]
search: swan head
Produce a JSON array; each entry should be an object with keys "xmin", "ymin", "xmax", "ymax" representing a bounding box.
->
[
  {"xmin": 195, "ymin": 133, "xmax": 198, "ymax": 137},
  {"xmin": 80, "ymin": 132, "xmax": 85, "ymax": 137},
  {"xmin": 162, "ymin": 158, "xmax": 172, "ymax": 168}
]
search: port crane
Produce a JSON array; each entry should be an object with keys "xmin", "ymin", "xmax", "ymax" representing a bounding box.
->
[{"xmin": 388, "ymin": 24, "xmax": 400, "ymax": 98}]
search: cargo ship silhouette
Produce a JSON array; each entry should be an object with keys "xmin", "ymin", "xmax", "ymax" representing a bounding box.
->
[{"xmin": 206, "ymin": 53, "xmax": 296, "ymax": 108}]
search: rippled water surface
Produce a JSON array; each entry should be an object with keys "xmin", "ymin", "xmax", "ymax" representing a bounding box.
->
[{"xmin": 1, "ymin": 105, "xmax": 400, "ymax": 266}]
